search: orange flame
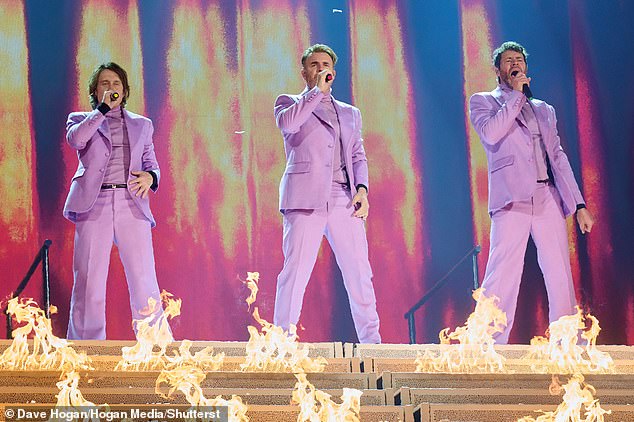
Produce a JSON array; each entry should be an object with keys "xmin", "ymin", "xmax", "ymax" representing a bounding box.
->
[
  {"xmin": 156, "ymin": 365, "xmax": 248, "ymax": 421},
  {"xmin": 239, "ymin": 273, "xmax": 326, "ymax": 373},
  {"xmin": 164, "ymin": 339, "xmax": 225, "ymax": 372},
  {"xmin": 518, "ymin": 374, "xmax": 611, "ymax": 421},
  {"xmin": 415, "ymin": 288, "xmax": 507, "ymax": 373},
  {"xmin": 292, "ymin": 373, "xmax": 362, "ymax": 422},
  {"xmin": 116, "ymin": 290, "xmax": 178, "ymax": 371},
  {"xmin": 242, "ymin": 272, "xmax": 260, "ymax": 311},
  {"xmin": 0, "ymin": 297, "xmax": 92, "ymax": 373},
  {"xmin": 52, "ymin": 371, "xmax": 100, "ymax": 408},
  {"xmin": 522, "ymin": 307, "xmax": 614, "ymax": 374}
]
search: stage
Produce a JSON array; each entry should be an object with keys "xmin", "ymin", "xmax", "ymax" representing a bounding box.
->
[{"xmin": 1, "ymin": 340, "xmax": 633, "ymax": 421}]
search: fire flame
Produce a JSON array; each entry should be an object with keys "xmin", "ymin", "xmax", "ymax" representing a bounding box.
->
[
  {"xmin": 239, "ymin": 272, "xmax": 326, "ymax": 373},
  {"xmin": 241, "ymin": 309, "xmax": 327, "ymax": 373},
  {"xmin": 292, "ymin": 373, "xmax": 362, "ymax": 422},
  {"xmin": 156, "ymin": 365, "xmax": 249, "ymax": 421},
  {"xmin": 164, "ymin": 339, "xmax": 225, "ymax": 371},
  {"xmin": 116, "ymin": 290, "xmax": 177, "ymax": 370},
  {"xmin": 51, "ymin": 370, "xmax": 99, "ymax": 407},
  {"xmin": 0, "ymin": 297, "xmax": 92, "ymax": 373},
  {"xmin": 521, "ymin": 307, "xmax": 614, "ymax": 374},
  {"xmin": 415, "ymin": 288, "xmax": 507, "ymax": 373},
  {"xmin": 242, "ymin": 272, "xmax": 259, "ymax": 311},
  {"xmin": 116, "ymin": 291, "xmax": 225, "ymax": 371},
  {"xmin": 517, "ymin": 374, "xmax": 611, "ymax": 422}
]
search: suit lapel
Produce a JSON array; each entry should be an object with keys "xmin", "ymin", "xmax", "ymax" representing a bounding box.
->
[
  {"xmin": 123, "ymin": 109, "xmax": 141, "ymax": 149},
  {"xmin": 333, "ymin": 99, "xmax": 353, "ymax": 150},
  {"xmin": 312, "ymin": 107, "xmax": 334, "ymax": 128},
  {"xmin": 531, "ymin": 102, "xmax": 550, "ymax": 146},
  {"xmin": 96, "ymin": 118, "xmax": 112, "ymax": 144}
]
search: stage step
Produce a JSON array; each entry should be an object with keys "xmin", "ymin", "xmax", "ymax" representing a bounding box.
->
[
  {"xmin": 353, "ymin": 343, "xmax": 634, "ymax": 360},
  {"xmin": 2, "ymin": 341, "xmax": 633, "ymax": 421},
  {"xmin": 0, "ymin": 340, "xmax": 343, "ymax": 358},
  {"xmin": 394, "ymin": 386, "xmax": 634, "ymax": 406},
  {"xmin": 415, "ymin": 403, "xmax": 634, "ymax": 422},
  {"xmin": 0, "ymin": 403, "xmax": 415, "ymax": 422},
  {"xmin": 88, "ymin": 356, "xmax": 359, "ymax": 373},
  {"xmin": 0, "ymin": 386, "xmax": 387, "ymax": 406},
  {"xmin": 366, "ymin": 357, "xmax": 634, "ymax": 374},
  {"xmin": 0, "ymin": 370, "xmax": 376, "ymax": 390},
  {"xmin": 378, "ymin": 371, "xmax": 634, "ymax": 391}
]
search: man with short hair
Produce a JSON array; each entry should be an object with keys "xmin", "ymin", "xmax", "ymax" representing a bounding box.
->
[
  {"xmin": 273, "ymin": 44, "xmax": 381, "ymax": 343},
  {"xmin": 64, "ymin": 62, "xmax": 166, "ymax": 340},
  {"xmin": 469, "ymin": 41, "xmax": 594, "ymax": 343}
]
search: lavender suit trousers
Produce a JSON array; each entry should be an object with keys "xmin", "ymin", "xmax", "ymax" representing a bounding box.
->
[
  {"xmin": 67, "ymin": 188, "xmax": 162, "ymax": 340},
  {"xmin": 274, "ymin": 183, "xmax": 381, "ymax": 344},
  {"xmin": 481, "ymin": 182, "xmax": 577, "ymax": 344}
]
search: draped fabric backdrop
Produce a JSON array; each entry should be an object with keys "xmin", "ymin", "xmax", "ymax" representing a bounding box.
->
[{"xmin": 1, "ymin": 0, "xmax": 632, "ymax": 344}]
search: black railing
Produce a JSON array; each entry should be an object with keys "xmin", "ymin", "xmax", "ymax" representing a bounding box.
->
[
  {"xmin": 404, "ymin": 244, "xmax": 481, "ymax": 344},
  {"xmin": 4, "ymin": 240, "xmax": 52, "ymax": 339}
]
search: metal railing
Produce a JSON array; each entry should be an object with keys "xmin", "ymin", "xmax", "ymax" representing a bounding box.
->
[
  {"xmin": 4, "ymin": 240, "xmax": 52, "ymax": 338},
  {"xmin": 404, "ymin": 244, "xmax": 481, "ymax": 344}
]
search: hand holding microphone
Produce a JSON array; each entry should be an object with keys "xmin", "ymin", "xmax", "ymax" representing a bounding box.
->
[
  {"xmin": 102, "ymin": 90, "xmax": 122, "ymax": 108},
  {"xmin": 510, "ymin": 70, "xmax": 533, "ymax": 99},
  {"xmin": 316, "ymin": 69, "xmax": 334, "ymax": 94}
]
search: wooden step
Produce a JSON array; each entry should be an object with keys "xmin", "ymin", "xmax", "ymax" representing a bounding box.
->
[
  {"xmin": 0, "ymin": 370, "xmax": 377, "ymax": 390},
  {"xmin": 416, "ymin": 403, "xmax": 634, "ymax": 422},
  {"xmin": 366, "ymin": 357, "xmax": 634, "ymax": 374},
  {"xmin": 353, "ymin": 343, "xmax": 634, "ymax": 360},
  {"xmin": 88, "ymin": 356, "xmax": 359, "ymax": 373},
  {"xmin": 395, "ymin": 386, "xmax": 634, "ymax": 406},
  {"xmin": 0, "ymin": 386, "xmax": 387, "ymax": 406},
  {"xmin": 0, "ymin": 403, "xmax": 415, "ymax": 422},
  {"xmin": 378, "ymin": 371, "xmax": 634, "ymax": 391},
  {"xmin": 0, "ymin": 340, "xmax": 342, "ymax": 358}
]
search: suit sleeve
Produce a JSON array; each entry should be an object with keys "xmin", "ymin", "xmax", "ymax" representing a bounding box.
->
[
  {"xmin": 66, "ymin": 109, "xmax": 105, "ymax": 150},
  {"xmin": 274, "ymin": 86, "xmax": 324, "ymax": 134},
  {"xmin": 350, "ymin": 107, "xmax": 369, "ymax": 190},
  {"xmin": 469, "ymin": 90, "xmax": 526, "ymax": 145},
  {"xmin": 141, "ymin": 119, "xmax": 160, "ymax": 192}
]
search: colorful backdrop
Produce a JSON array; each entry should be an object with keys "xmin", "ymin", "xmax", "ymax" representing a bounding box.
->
[{"xmin": 1, "ymin": 0, "xmax": 633, "ymax": 345}]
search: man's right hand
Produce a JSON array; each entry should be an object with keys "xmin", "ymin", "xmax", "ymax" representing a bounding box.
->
[
  {"xmin": 510, "ymin": 71, "xmax": 531, "ymax": 93},
  {"xmin": 316, "ymin": 69, "xmax": 334, "ymax": 94},
  {"xmin": 101, "ymin": 90, "xmax": 122, "ymax": 109}
]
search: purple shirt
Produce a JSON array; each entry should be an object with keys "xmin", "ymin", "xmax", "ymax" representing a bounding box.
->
[
  {"xmin": 318, "ymin": 94, "xmax": 348, "ymax": 185},
  {"xmin": 520, "ymin": 102, "xmax": 549, "ymax": 181},
  {"xmin": 103, "ymin": 107, "xmax": 130, "ymax": 184}
]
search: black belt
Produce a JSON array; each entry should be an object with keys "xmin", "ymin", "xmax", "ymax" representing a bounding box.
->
[
  {"xmin": 101, "ymin": 183, "xmax": 127, "ymax": 190},
  {"xmin": 537, "ymin": 179, "xmax": 550, "ymax": 184}
]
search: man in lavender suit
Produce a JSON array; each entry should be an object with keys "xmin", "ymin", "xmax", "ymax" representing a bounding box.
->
[
  {"xmin": 64, "ymin": 62, "xmax": 165, "ymax": 340},
  {"xmin": 469, "ymin": 42, "xmax": 595, "ymax": 343},
  {"xmin": 273, "ymin": 44, "xmax": 381, "ymax": 344}
]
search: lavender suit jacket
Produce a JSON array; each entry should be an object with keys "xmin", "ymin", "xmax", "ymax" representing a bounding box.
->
[
  {"xmin": 469, "ymin": 86, "xmax": 584, "ymax": 217},
  {"xmin": 63, "ymin": 108, "xmax": 160, "ymax": 226},
  {"xmin": 275, "ymin": 86, "xmax": 369, "ymax": 211}
]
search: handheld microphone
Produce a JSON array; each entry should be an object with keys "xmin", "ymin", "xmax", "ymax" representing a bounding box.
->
[
  {"xmin": 110, "ymin": 92, "xmax": 120, "ymax": 101},
  {"xmin": 511, "ymin": 71, "xmax": 533, "ymax": 99},
  {"xmin": 325, "ymin": 74, "xmax": 333, "ymax": 82}
]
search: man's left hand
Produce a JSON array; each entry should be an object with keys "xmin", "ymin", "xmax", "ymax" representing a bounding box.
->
[
  {"xmin": 576, "ymin": 208, "xmax": 595, "ymax": 234},
  {"xmin": 351, "ymin": 187, "xmax": 369, "ymax": 220},
  {"xmin": 129, "ymin": 170, "xmax": 153, "ymax": 199}
]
